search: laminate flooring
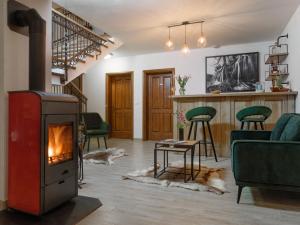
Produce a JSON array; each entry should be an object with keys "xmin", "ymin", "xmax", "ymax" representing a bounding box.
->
[{"xmin": 78, "ymin": 139, "xmax": 300, "ymax": 225}]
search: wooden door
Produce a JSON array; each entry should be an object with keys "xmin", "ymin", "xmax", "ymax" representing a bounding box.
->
[
  {"xmin": 108, "ymin": 74, "xmax": 133, "ymax": 139},
  {"xmin": 146, "ymin": 72, "xmax": 174, "ymax": 140}
]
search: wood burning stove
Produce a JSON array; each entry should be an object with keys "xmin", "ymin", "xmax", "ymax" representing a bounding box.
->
[
  {"xmin": 8, "ymin": 91, "xmax": 79, "ymax": 215},
  {"xmin": 7, "ymin": 1, "xmax": 80, "ymax": 215}
]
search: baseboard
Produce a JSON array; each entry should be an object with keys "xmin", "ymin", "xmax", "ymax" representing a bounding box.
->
[{"xmin": 0, "ymin": 200, "xmax": 7, "ymax": 211}]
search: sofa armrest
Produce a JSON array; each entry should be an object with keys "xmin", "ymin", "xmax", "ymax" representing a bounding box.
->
[
  {"xmin": 230, "ymin": 130, "xmax": 271, "ymax": 144},
  {"xmin": 231, "ymin": 140, "xmax": 300, "ymax": 186}
]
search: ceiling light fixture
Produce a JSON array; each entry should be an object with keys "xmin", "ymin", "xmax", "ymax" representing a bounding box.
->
[
  {"xmin": 104, "ymin": 53, "xmax": 113, "ymax": 60},
  {"xmin": 181, "ymin": 23, "xmax": 190, "ymax": 54},
  {"xmin": 165, "ymin": 27, "xmax": 174, "ymax": 49},
  {"xmin": 166, "ymin": 19, "xmax": 207, "ymax": 53},
  {"xmin": 197, "ymin": 21, "xmax": 207, "ymax": 48}
]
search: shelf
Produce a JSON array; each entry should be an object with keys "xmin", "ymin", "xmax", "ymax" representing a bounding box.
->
[
  {"xmin": 265, "ymin": 53, "xmax": 288, "ymax": 64},
  {"xmin": 265, "ymin": 73, "xmax": 289, "ymax": 81}
]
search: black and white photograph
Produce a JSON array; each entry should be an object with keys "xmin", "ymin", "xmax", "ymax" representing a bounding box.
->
[{"xmin": 206, "ymin": 52, "xmax": 259, "ymax": 93}]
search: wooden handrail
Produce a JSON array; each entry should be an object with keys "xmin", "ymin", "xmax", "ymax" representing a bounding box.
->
[{"xmin": 51, "ymin": 82, "xmax": 88, "ymax": 112}]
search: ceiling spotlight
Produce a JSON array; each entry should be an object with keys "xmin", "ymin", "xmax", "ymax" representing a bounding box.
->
[
  {"xmin": 104, "ymin": 53, "xmax": 113, "ymax": 60},
  {"xmin": 197, "ymin": 21, "xmax": 207, "ymax": 48},
  {"xmin": 165, "ymin": 27, "xmax": 174, "ymax": 49}
]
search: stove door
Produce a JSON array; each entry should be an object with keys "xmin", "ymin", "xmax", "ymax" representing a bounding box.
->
[{"xmin": 43, "ymin": 114, "xmax": 78, "ymax": 212}]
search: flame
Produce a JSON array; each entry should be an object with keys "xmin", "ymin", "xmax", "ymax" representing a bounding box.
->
[
  {"xmin": 48, "ymin": 123, "xmax": 73, "ymax": 165},
  {"xmin": 48, "ymin": 146, "xmax": 54, "ymax": 158}
]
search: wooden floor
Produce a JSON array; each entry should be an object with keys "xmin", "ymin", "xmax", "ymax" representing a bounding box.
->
[{"xmin": 78, "ymin": 139, "xmax": 300, "ymax": 225}]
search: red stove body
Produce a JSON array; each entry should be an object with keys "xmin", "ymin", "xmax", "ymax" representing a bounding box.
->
[{"xmin": 8, "ymin": 91, "xmax": 79, "ymax": 215}]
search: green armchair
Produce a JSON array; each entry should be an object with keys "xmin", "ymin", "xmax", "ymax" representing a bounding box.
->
[
  {"xmin": 81, "ymin": 112, "xmax": 110, "ymax": 152},
  {"xmin": 231, "ymin": 113, "xmax": 300, "ymax": 203}
]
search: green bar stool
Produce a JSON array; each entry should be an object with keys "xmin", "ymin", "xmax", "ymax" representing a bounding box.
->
[
  {"xmin": 236, "ymin": 106, "xmax": 272, "ymax": 130},
  {"xmin": 186, "ymin": 106, "xmax": 218, "ymax": 162}
]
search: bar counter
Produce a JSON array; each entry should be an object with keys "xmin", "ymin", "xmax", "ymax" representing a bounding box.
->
[{"xmin": 172, "ymin": 91, "xmax": 298, "ymax": 157}]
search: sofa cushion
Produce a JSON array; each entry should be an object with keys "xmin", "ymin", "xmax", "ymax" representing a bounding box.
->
[
  {"xmin": 270, "ymin": 113, "xmax": 293, "ymax": 140},
  {"xmin": 279, "ymin": 115, "xmax": 300, "ymax": 141}
]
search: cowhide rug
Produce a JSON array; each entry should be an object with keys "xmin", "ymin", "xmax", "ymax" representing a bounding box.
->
[
  {"xmin": 122, "ymin": 161, "xmax": 227, "ymax": 194},
  {"xmin": 83, "ymin": 148, "xmax": 127, "ymax": 165}
]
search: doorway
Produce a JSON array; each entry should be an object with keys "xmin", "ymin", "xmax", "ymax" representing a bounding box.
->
[
  {"xmin": 143, "ymin": 68, "xmax": 175, "ymax": 140},
  {"xmin": 106, "ymin": 72, "xmax": 134, "ymax": 139}
]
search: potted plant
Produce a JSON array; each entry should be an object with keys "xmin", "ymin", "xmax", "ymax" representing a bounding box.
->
[
  {"xmin": 175, "ymin": 110, "xmax": 187, "ymax": 140},
  {"xmin": 176, "ymin": 75, "xmax": 191, "ymax": 95}
]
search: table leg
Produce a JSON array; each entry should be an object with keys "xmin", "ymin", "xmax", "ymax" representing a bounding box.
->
[
  {"xmin": 154, "ymin": 149, "xmax": 157, "ymax": 178},
  {"xmin": 191, "ymin": 147, "xmax": 194, "ymax": 180},
  {"xmin": 163, "ymin": 150, "xmax": 166, "ymax": 170},
  {"xmin": 166, "ymin": 151, "xmax": 169, "ymax": 167},
  {"xmin": 199, "ymin": 142, "xmax": 201, "ymax": 171}
]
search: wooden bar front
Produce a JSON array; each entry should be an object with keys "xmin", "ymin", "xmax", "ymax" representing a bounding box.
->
[{"xmin": 172, "ymin": 91, "xmax": 298, "ymax": 157}]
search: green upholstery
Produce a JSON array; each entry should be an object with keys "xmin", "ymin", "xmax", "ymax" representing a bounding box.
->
[
  {"xmin": 279, "ymin": 115, "xmax": 300, "ymax": 141},
  {"xmin": 231, "ymin": 113, "xmax": 300, "ymax": 203},
  {"xmin": 236, "ymin": 106, "xmax": 272, "ymax": 122},
  {"xmin": 270, "ymin": 113, "xmax": 293, "ymax": 140},
  {"xmin": 185, "ymin": 106, "xmax": 216, "ymax": 122},
  {"xmin": 81, "ymin": 112, "xmax": 110, "ymax": 151},
  {"xmin": 86, "ymin": 129, "xmax": 109, "ymax": 135},
  {"xmin": 232, "ymin": 140, "xmax": 300, "ymax": 186}
]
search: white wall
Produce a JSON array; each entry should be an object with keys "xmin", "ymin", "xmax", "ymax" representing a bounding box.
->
[
  {"xmin": 282, "ymin": 5, "xmax": 300, "ymax": 112},
  {"xmin": 83, "ymin": 41, "xmax": 272, "ymax": 139},
  {"xmin": 0, "ymin": 0, "xmax": 52, "ymax": 205}
]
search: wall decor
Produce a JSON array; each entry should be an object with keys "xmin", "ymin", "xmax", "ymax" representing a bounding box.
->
[{"xmin": 206, "ymin": 52, "xmax": 259, "ymax": 93}]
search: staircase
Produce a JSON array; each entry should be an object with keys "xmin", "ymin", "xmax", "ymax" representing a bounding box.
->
[
  {"xmin": 52, "ymin": 80, "xmax": 88, "ymax": 113},
  {"xmin": 51, "ymin": 6, "xmax": 122, "ymax": 112}
]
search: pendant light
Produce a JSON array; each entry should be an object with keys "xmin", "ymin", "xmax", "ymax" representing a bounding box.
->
[
  {"xmin": 181, "ymin": 24, "xmax": 190, "ymax": 54},
  {"xmin": 165, "ymin": 27, "xmax": 174, "ymax": 49},
  {"xmin": 197, "ymin": 21, "xmax": 207, "ymax": 48}
]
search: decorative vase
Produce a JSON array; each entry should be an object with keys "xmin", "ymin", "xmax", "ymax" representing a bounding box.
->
[
  {"xmin": 178, "ymin": 128, "xmax": 184, "ymax": 141},
  {"xmin": 179, "ymin": 87, "xmax": 185, "ymax": 95}
]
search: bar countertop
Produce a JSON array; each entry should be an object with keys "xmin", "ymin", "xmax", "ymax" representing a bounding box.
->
[{"xmin": 172, "ymin": 91, "xmax": 298, "ymax": 99}]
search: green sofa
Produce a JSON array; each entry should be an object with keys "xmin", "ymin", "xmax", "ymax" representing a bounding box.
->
[{"xmin": 231, "ymin": 113, "xmax": 300, "ymax": 203}]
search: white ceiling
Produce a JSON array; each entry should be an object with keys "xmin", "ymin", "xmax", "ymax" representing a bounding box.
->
[{"xmin": 54, "ymin": 0, "xmax": 300, "ymax": 57}]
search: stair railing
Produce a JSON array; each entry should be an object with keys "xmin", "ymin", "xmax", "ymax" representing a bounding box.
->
[
  {"xmin": 51, "ymin": 82, "xmax": 88, "ymax": 113},
  {"xmin": 52, "ymin": 8, "xmax": 114, "ymax": 83}
]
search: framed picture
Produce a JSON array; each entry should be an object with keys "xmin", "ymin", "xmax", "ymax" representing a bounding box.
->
[{"xmin": 205, "ymin": 52, "xmax": 259, "ymax": 93}]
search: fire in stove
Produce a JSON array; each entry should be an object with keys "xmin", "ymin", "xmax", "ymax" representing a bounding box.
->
[{"xmin": 48, "ymin": 123, "xmax": 73, "ymax": 165}]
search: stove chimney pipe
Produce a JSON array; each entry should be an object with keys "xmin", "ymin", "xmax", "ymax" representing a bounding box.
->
[{"xmin": 13, "ymin": 8, "xmax": 46, "ymax": 91}]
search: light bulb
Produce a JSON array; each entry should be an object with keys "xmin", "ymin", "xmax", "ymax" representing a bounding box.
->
[
  {"xmin": 181, "ymin": 43, "xmax": 190, "ymax": 54},
  {"xmin": 197, "ymin": 35, "xmax": 207, "ymax": 48},
  {"xmin": 165, "ymin": 39, "xmax": 174, "ymax": 49}
]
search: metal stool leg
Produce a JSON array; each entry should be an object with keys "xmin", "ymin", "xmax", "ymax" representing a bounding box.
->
[
  {"xmin": 188, "ymin": 122, "xmax": 194, "ymax": 140},
  {"xmin": 247, "ymin": 122, "xmax": 250, "ymax": 130},
  {"xmin": 260, "ymin": 122, "xmax": 264, "ymax": 130},
  {"xmin": 240, "ymin": 122, "xmax": 244, "ymax": 130},
  {"xmin": 193, "ymin": 122, "xmax": 198, "ymax": 140},
  {"xmin": 254, "ymin": 122, "xmax": 258, "ymax": 130},
  {"xmin": 202, "ymin": 121, "xmax": 208, "ymax": 157},
  {"xmin": 184, "ymin": 152, "xmax": 187, "ymax": 183},
  {"xmin": 207, "ymin": 121, "xmax": 218, "ymax": 162}
]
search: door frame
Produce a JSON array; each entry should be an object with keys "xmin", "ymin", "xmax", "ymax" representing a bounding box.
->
[
  {"xmin": 106, "ymin": 71, "xmax": 134, "ymax": 139},
  {"xmin": 143, "ymin": 68, "xmax": 175, "ymax": 140}
]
